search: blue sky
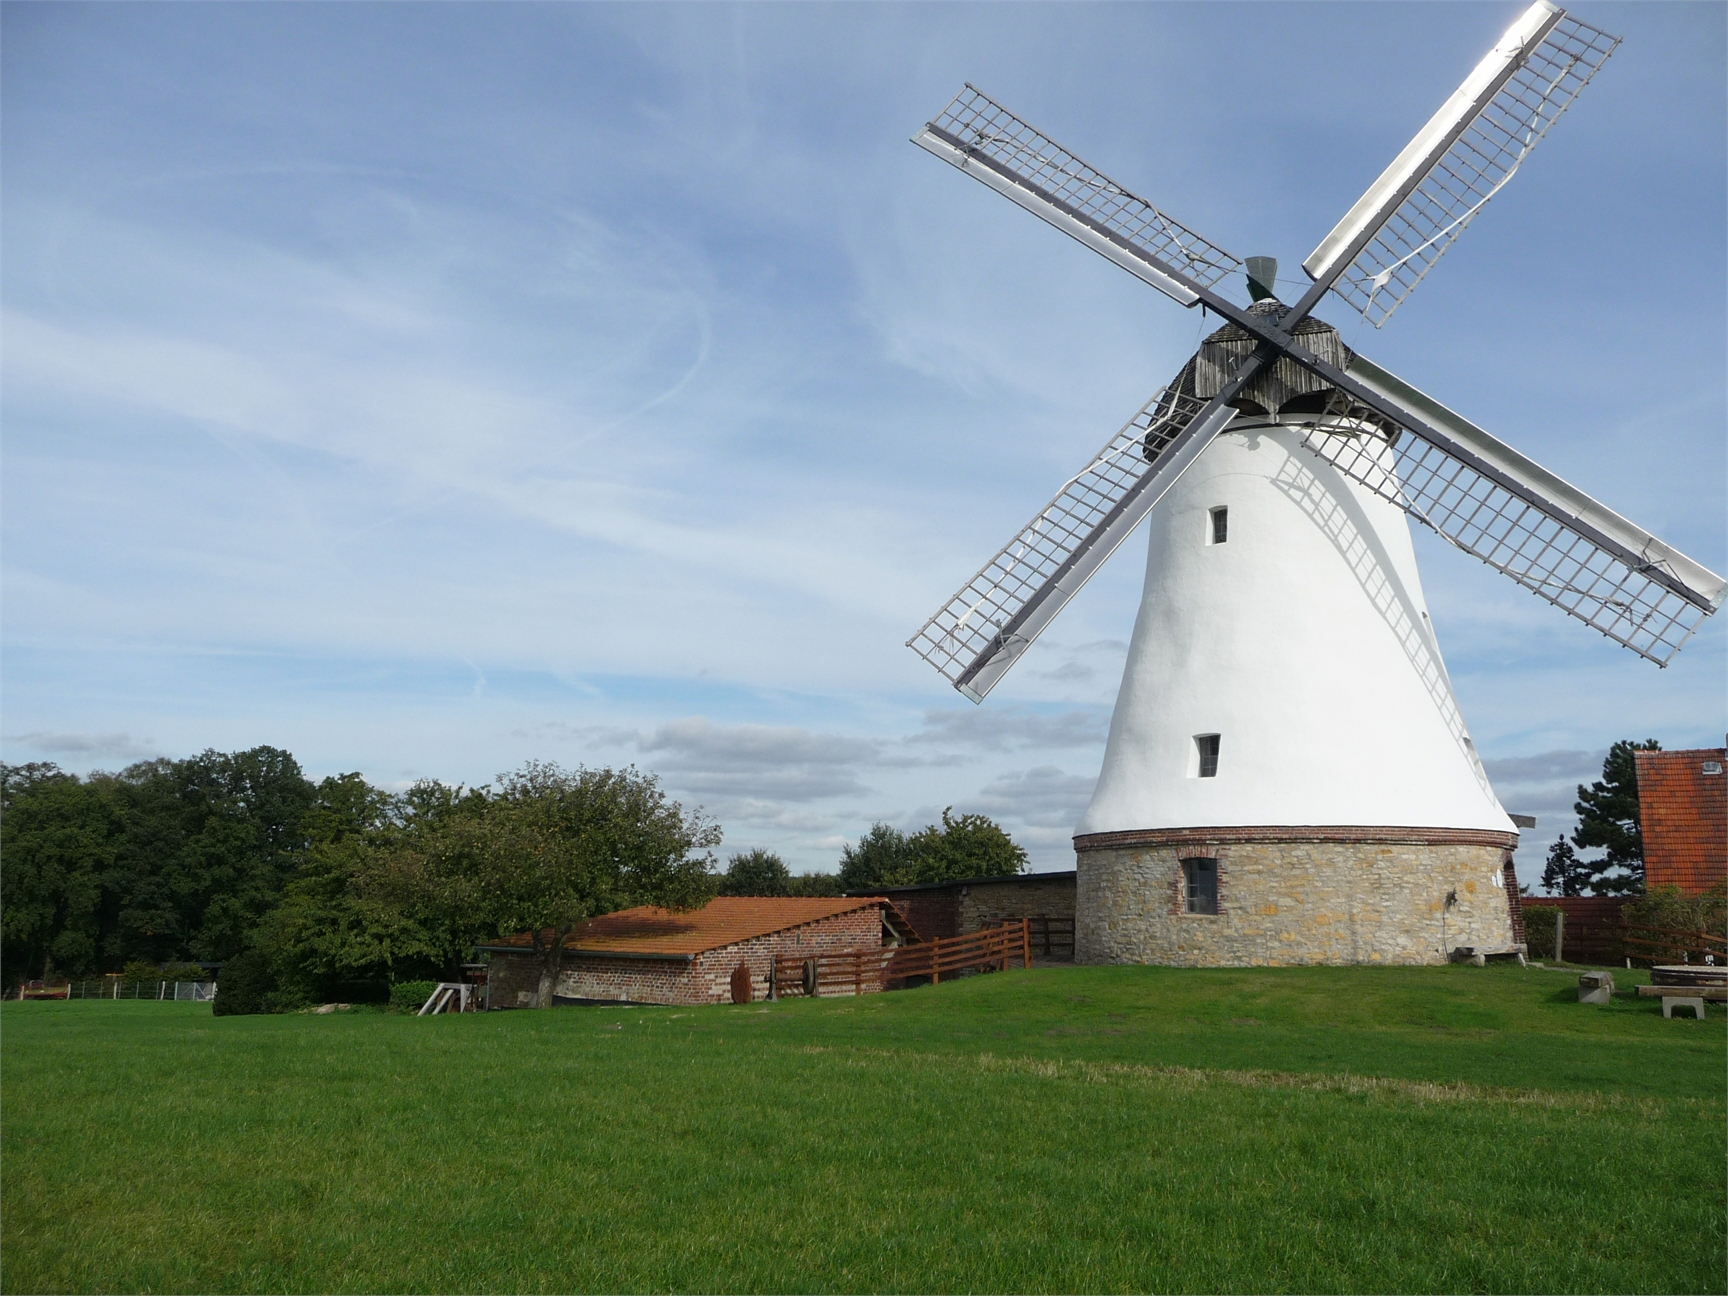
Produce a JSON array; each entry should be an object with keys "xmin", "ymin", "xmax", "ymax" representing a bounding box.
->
[{"xmin": 4, "ymin": 2, "xmax": 1723, "ymax": 883}]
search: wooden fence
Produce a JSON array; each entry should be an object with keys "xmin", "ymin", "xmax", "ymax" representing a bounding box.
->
[
  {"xmin": 885, "ymin": 919, "xmax": 1031, "ymax": 983},
  {"xmin": 1535, "ymin": 913, "xmax": 1725, "ymax": 966},
  {"xmin": 1027, "ymin": 915, "xmax": 1075, "ymax": 960},
  {"xmin": 769, "ymin": 919, "xmax": 1032, "ymax": 999},
  {"xmin": 1617, "ymin": 922, "xmax": 1726, "ymax": 966}
]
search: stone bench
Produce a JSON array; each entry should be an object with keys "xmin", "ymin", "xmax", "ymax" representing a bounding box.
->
[
  {"xmin": 1448, "ymin": 945, "xmax": 1527, "ymax": 968},
  {"xmin": 1636, "ymin": 983, "xmax": 1726, "ymax": 1019}
]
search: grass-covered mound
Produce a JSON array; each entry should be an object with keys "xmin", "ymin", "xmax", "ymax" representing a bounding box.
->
[{"xmin": 3, "ymin": 963, "xmax": 1722, "ymax": 1294}]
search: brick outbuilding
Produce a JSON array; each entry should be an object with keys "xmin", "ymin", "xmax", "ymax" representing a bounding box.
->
[
  {"xmin": 480, "ymin": 896, "xmax": 911, "ymax": 1008},
  {"xmin": 1635, "ymin": 747, "xmax": 1727, "ymax": 895}
]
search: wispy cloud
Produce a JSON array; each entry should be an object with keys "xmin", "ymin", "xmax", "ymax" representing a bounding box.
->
[
  {"xmin": 2, "ymin": 2, "xmax": 1720, "ymax": 881},
  {"xmin": 973, "ymin": 766, "xmax": 1098, "ymax": 830},
  {"xmin": 8, "ymin": 731, "xmax": 159, "ymax": 762},
  {"xmin": 909, "ymin": 707, "xmax": 1109, "ymax": 752}
]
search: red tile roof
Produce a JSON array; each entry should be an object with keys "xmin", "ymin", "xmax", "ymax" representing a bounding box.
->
[
  {"xmin": 1636, "ymin": 748, "xmax": 1727, "ymax": 895},
  {"xmin": 483, "ymin": 896, "xmax": 893, "ymax": 959}
]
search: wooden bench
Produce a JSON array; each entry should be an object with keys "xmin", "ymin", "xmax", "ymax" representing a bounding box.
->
[{"xmin": 1636, "ymin": 983, "xmax": 1726, "ymax": 1019}]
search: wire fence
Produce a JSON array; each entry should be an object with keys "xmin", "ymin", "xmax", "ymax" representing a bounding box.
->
[{"xmin": 18, "ymin": 981, "xmax": 219, "ymax": 1002}]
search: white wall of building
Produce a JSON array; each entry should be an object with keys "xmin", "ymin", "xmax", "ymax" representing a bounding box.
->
[{"xmin": 1077, "ymin": 420, "xmax": 1515, "ymax": 835}]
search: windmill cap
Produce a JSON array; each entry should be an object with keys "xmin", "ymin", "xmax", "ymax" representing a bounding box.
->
[{"xmin": 1245, "ymin": 256, "xmax": 1278, "ymax": 302}]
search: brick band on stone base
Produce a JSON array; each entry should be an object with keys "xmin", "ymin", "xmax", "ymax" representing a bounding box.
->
[{"xmin": 1074, "ymin": 826, "xmax": 1522, "ymax": 968}]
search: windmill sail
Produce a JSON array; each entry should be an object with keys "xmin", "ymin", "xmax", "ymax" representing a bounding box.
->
[
  {"xmin": 912, "ymin": 85, "xmax": 1240, "ymax": 307},
  {"xmin": 1296, "ymin": 354, "xmax": 1725, "ymax": 664},
  {"xmin": 908, "ymin": 381, "xmax": 1230, "ymax": 702},
  {"xmin": 1304, "ymin": 1, "xmax": 1619, "ymax": 326}
]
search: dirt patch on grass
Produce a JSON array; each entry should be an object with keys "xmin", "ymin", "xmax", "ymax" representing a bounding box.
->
[{"xmin": 795, "ymin": 1043, "xmax": 1691, "ymax": 1115}]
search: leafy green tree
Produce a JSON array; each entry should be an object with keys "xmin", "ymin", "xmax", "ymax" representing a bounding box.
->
[
  {"xmin": 2, "ymin": 747, "xmax": 318, "ymax": 987},
  {"xmin": 1540, "ymin": 835, "xmax": 1590, "ymax": 897},
  {"xmin": 0, "ymin": 763, "xmax": 119, "ymax": 983},
  {"xmin": 1572, "ymin": 740, "xmax": 1660, "ymax": 896},
  {"xmin": 787, "ymin": 872, "xmax": 843, "ymax": 897},
  {"xmin": 408, "ymin": 763, "xmax": 720, "ymax": 1008},
  {"xmin": 211, "ymin": 948, "xmax": 276, "ymax": 1017},
  {"xmin": 718, "ymin": 849, "xmax": 793, "ymax": 896},
  {"xmin": 908, "ymin": 808, "xmax": 1028, "ymax": 883},
  {"xmin": 839, "ymin": 823, "xmax": 917, "ymax": 890},
  {"xmin": 258, "ymin": 774, "xmax": 452, "ymax": 1002}
]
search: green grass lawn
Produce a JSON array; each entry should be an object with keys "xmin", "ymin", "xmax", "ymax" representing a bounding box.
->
[{"xmin": 3, "ymin": 963, "xmax": 1723, "ymax": 1294}]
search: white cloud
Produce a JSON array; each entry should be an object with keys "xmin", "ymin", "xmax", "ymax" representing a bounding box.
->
[
  {"xmin": 910, "ymin": 707, "xmax": 1109, "ymax": 752},
  {"xmin": 2, "ymin": 2, "xmax": 1720, "ymax": 886},
  {"xmin": 973, "ymin": 765, "xmax": 1098, "ymax": 830},
  {"xmin": 8, "ymin": 731, "xmax": 159, "ymax": 762}
]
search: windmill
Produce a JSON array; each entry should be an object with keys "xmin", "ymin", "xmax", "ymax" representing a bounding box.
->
[{"xmin": 904, "ymin": 2, "xmax": 1724, "ymax": 966}]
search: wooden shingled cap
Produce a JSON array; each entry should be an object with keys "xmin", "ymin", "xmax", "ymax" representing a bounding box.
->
[{"xmin": 488, "ymin": 896, "xmax": 904, "ymax": 959}]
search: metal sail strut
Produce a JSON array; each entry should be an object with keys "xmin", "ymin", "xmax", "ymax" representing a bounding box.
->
[
  {"xmin": 1303, "ymin": 3, "xmax": 1619, "ymax": 327},
  {"xmin": 906, "ymin": 351, "xmax": 1273, "ymax": 702},
  {"xmin": 1289, "ymin": 354, "xmax": 1725, "ymax": 665},
  {"xmin": 906, "ymin": 2, "xmax": 1716, "ymax": 698}
]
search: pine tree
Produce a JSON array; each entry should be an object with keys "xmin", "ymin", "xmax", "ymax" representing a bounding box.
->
[
  {"xmin": 1571, "ymin": 739, "xmax": 1660, "ymax": 896},
  {"xmin": 1540, "ymin": 834, "xmax": 1590, "ymax": 896}
]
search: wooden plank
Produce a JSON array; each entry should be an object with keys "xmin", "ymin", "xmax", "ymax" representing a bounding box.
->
[{"xmin": 1636, "ymin": 985, "xmax": 1726, "ymax": 1001}]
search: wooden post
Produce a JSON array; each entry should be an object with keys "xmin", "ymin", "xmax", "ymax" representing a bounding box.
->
[
  {"xmin": 1555, "ymin": 910, "xmax": 1565, "ymax": 965},
  {"xmin": 1022, "ymin": 917, "xmax": 1031, "ymax": 969}
]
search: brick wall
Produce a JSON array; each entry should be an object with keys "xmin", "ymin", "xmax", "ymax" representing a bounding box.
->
[
  {"xmin": 957, "ymin": 877, "xmax": 1077, "ymax": 933},
  {"xmin": 1076, "ymin": 829, "xmax": 1520, "ymax": 967},
  {"xmin": 1503, "ymin": 858, "xmax": 1524, "ymax": 945},
  {"xmin": 888, "ymin": 891, "xmax": 961, "ymax": 941},
  {"xmin": 488, "ymin": 906, "xmax": 886, "ymax": 1007}
]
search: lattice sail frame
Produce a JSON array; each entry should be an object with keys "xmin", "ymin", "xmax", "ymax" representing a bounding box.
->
[
  {"xmin": 923, "ymin": 85, "xmax": 1241, "ymax": 293},
  {"xmin": 907, "ymin": 383, "xmax": 1210, "ymax": 695},
  {"xmin": 1327, "ymin": 12, "xmax": 1620, "ymax": 327},
  {"xmin": 1295, "ymin": 417, "xmax": 1712, "ymax": 664}
]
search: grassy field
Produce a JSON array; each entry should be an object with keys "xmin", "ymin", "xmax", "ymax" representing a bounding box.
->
[{"xmin": 3, "ymin": 963, "xmax": 1723, "ymax": 1294}]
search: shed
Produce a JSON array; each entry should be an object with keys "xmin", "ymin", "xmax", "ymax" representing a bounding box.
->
[
  {"xmin": 479, "ymin": 896, "xmax": 912, "ymax": 1008},
  {"xmin": 1635, "ymin": 747, "xmax": 1728, "ymax": 895},
  {"xmin": 848, "ymin": 871, "xmax": 1077, "ymax": 959}
]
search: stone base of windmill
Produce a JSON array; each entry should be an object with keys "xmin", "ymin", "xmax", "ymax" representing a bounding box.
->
[{"xmin": 1073, "ymin": 827, "xmax": 1521, "ymax": 967}]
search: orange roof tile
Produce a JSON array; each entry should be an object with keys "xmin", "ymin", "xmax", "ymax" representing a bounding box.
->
[
  {"xmin": 1636, "ymin": 748, "xmax": 1727, "ymax": 896},
  {"xmin": 483, "ymin": 895, "xmax": 893, "ymax": 959}
]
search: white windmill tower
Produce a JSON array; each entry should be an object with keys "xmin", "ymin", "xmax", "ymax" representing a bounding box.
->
[{"xmin": 905, "ymin": 3, "xmax": 1724, "ymax": 966}]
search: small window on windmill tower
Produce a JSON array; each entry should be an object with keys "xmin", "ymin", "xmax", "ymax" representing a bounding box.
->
[
  {"xmin": 1182, "ymin": 858, "xmax": 1219, "ymax": 915},
  {"xmin": 1194, "ymin": 733, "xmax": 1221, "ymax": 778},
  {"xmin": 1209, "ymin": 506, "xmax": 1228, "ymax": 545}
]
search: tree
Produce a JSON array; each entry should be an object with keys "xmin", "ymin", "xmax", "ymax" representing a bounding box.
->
[
  {"xmin": 413, "ymin": 763, "xmax": 720, "ymax": 1008},
  {"xmin": 908, "ymin": 808, "xmax": 1028, "ymax": 883},
  {"xmin": 787, "ymin": 872, "xmax": 843, "ymax": 898},
  {"xmin": 838, "ymin": 823, "xmax": 916, "ymax": 891},
  {"xmin": 1540, "ymin": 835, "xmax": 1590, "ymax": 897},
  {"xmin": 1571, "ymin": 739, "xmax": 1660, "ymax": 896},
  {"xmin": 259, "ymin": 774, "xmax": 452, "ymax": 1002},
  {"xmin": 718, "ymin": 849, "xmax": 793, "ymax": 896},
  {"xmin": 0, "ymin": 763, "xmax": 118, "ymax": 984}
]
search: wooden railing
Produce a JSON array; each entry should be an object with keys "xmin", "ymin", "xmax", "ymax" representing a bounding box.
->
[
  {"xmin": 884, "ymin": 919, "xmax": 1030, "ymax": 984},
  {"xmin": 1027, "ymin": 915, "xmax": 1075, "ymax": 959},
  {"xmin": 1542, "ymin": 913, "xmax": 1726, "ymax": 967},
  {"xmin": 769, "ymin": 947, "xmax": 890, "ymax": 999},
  {"xmin": 1617, "ymin": 922, "xmax": 1726, "ymax": 966},
  {"xmin": 769, "ymin": 919, "xmax": 1032, "ymax": 998}
]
